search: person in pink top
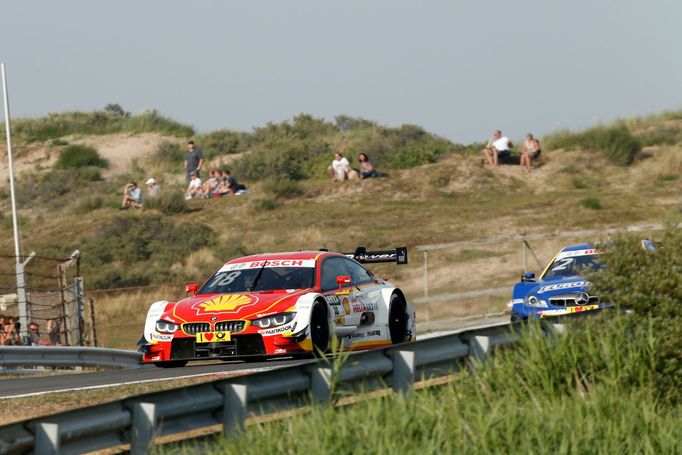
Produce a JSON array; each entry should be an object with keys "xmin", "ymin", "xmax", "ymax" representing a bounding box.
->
[{"xmin": 520, "ymin": 133, "xmax": 542, "ymax": 172}]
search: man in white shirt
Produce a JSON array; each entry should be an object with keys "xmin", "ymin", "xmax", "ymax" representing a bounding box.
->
[
  {"xmin": 327, "ymin": 153, "xmax": 351, "ymax": 181},
  {"xmin": 483, "ymin": 130, "xmax": 514, "ymax": 167},
  {"xmin": 185, "ymin": 171, "xmax": 203, "ymax": 199}
]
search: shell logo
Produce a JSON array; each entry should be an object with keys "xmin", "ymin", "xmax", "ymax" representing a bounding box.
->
[
  {"xmin": 199, "ymin": 294, "xmax": 253, "ymax": 313},
  {"xmin": 342, "ymin": 297, "xmax": 351, "ymax": 315}
]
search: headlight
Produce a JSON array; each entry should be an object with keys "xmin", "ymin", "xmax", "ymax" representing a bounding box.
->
[
  {"xmin": 524, "ymin": 295, "xmax": 546, "ymax": 307},
  {"xmin": 155, "ymin": 320, "xmax": 180, "ymax": 333},
  {"xmin": 252, "ymin": 312, "xmax": 296, "ymax": 329}
]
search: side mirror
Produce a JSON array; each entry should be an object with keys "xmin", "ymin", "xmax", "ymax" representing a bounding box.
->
[
  {"xmin": 185, "ymin": 283, "xmax": 198, "ymax": 296},
  {"xmin": 336, "ymin": 275, "xmax": 352, "ymax": 292},
  {"xmin": 521, "ymin": 272, "xmax": 536, "ymax": 282}
]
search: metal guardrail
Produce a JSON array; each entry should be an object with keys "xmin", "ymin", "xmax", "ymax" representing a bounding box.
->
[
  {"xmin": 0, "ymin": 321, "xmax": 527, "ymax": 455},
  {"xmin": 0, "ymin": 346, "xmax": 141, "ymax": 370}
]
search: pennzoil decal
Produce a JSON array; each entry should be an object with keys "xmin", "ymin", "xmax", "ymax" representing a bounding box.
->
[
  {"xmin": 342, "ymin": 297, "xmax": 351, "ymax": 315},
  {"xmin": 192, "ymin": 294, "xmax": 259, "ymax": 315}
]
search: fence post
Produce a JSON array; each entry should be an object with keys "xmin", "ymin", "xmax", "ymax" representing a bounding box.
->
[
  {"xmin": 15, "ymin": 261, "xmax": 29, "ymax": 343},
  {"xmin": 392, "ymin": 350, "xmax": 416, "ymax": 394},
  {"xmin": 74, "ymin": 277, "xmax": 85, "ymax": 346},
  {"xmin": 131, "ymin": 402, "xmax": 157, "ymax": 455},
  {"xmin": 35, "ymin": 422, "xmax": 60, "ymax": 454},
  {"xmin": 222, "ymin": 383, "xmax": 248, "ymax": 437},
  {"xmin": 87, "ymin": 297, "xmax": 98, "ymax": 347}
]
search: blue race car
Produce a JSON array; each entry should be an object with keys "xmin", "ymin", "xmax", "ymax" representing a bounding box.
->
[{"xmin": 510, "ymin": 243, "xmax": 611, "ymax": 321}]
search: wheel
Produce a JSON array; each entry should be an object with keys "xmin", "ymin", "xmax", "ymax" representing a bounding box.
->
[
  {"xmin": 310, "ymin": 302, "xmax": 330, "ymax": 356},
  {"xmin": 154, "ymin": 360, "xmax": 188, "ymax": 368},
  {"xmin": 388, "ymin": 293, "xmax": 408, "ymax": 344},
  {"xmin": 510, "ymin": 313, "xmax": 527, "ymax": 323}
]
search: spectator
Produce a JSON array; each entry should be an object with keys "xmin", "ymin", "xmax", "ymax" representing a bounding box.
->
[
  {"xmin": 482, "ymin": 130, "xmax": 513, "ymax": 167},
  {"xmin": 223, "ymin": 169, "xmax": 246, "ymax": 195},
  {"xmin": 2, "ymin": 317, "xmax": 21, "ymax": 345},
  {"xmin": 358, "ymin": 153, "xmax": 378, "ymax": 179},
  {"xmin": 47, "ymin": 319, "xmax": 62, "ymax": 345},
  {"xmin": 520, "ymin": 133, "xmax": 542, "ymax": 172},
  {"xmin": 327, "ymin": 153, "xmax": 351, "ymax": 182},
  {"xmin": 184, "ymin": 140, "xmax": 204, "ymax": 183},
  {"xmin": 27, "ymin": 322, "xmax": 50, "ymax": 346},
  {"xmin": 202, "ymin": 170, "xmax": 221, "ymax": 197},
  {"xmin": 145, "ymin": 178, "xmax": 160, "ymax": 199},
  {"xmin": 185, "ymin": 171, "xmax": 204, "ymax": 199},
  {"xmin": 120, "ymin": 181, "xmax": 143, "ymax": 210}
]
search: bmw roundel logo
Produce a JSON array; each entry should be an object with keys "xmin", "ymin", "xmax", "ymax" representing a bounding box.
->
[
  {"xmin": 211, "ymin": 316, "xmax": 218, "ymax": 321},
  {"xmin": 575, "ymin": 292, "xmax": 590, "ymax": 306}
]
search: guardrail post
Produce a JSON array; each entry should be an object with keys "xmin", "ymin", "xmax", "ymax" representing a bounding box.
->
[
  {"xmin": 131, "ymin": 402, "xmax": 157, "ymax": 455},
  {"xmin": 468, "ymin": 335, "xmax": 490, "ymax": 362},
  {"xmin": 222, "ymin": 383, "xmax": 248, "ymax": 437},
  {"xmin": 310, "ymin": 367, "xmax": 332, "ymax": 402},
  {"xmin": 392, "ymin": 350, "xmax": 415, "ymax": 394},
  {"xmin": 35, "ymin": 422, "xmax": 60, "ymax": 454}
]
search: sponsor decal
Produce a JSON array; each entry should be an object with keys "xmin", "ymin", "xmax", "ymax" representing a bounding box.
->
[
  {"xmin": 538, "ymin": 304, "xmax": 600, "ymax": 318},
  {"xmin": 351, "ymin": 332, "xmax": 364, "ymax": 339},
  {"xmin": 258, "ymin": 323, "xmax": 295, "ymax": 336},
  {"xmin": 342, "ymin": 297, "xmax": 351, "ymax": 315},
  {"xmin": 150, "ymin": 332, "xmax": 173, "ymax": 342},
  {"xmin": 196, "ymin": 331, "xmax": 231, "ymax": 343},
  {"xmin": 334, "ymin": 316, "xmax": 346, "ymax": 325},
  {"xmin": 538, "ymin": 281, "xmax": 588, "ymax": 294},
  {"xmin": 325, "ymin": 295, "xmax": 340, "ymax": 305},
  {"xmin": 352, "ymin": 302, "xmax": 378, "ymax": 313},
  {"xmin": 194, "ymin": 294, "xmax": 257, "ymax": 314},
  {"xmin": 555, "ymin": 249, "xmax": 599, "ymax": 260},
  {"xmin": 274, "ymin": 348, "xmax": 287, "ymax": 354},
  {"xmin": 219, "ymin": 259, "xmax": 316, "ymax": 272},
  {"xmin": 366, "ymin": 329, "xmax": 381, "ymax": 337}
]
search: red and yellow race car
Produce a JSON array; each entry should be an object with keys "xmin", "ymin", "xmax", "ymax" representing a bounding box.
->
[{"xmin": 138, "ymin": 247, "xmax": 414, "ymax": 367}]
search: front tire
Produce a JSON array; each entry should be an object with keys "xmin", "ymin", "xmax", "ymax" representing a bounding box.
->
[
  {"xmin": 310, "ymin": 302, "xmax": 330, "ymax": 356},
  {"xmin": 388, "ymin": 293, "xmax": 409, "ymax": 344}
]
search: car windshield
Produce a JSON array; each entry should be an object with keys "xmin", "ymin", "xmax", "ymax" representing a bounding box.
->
[
  {"xmin": 198, "ymin": 267, "xmax": 315, "ymax": 294},
  {"xmin": 543, "ymin": 253, "xmax": 603, "ymax": 278}
]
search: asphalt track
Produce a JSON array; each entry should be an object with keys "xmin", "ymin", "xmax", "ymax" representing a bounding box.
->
[
  {"xmin": 0, "ymin": 358, "xmax": 308, "ymax": 399},
  {"xmin": 0, "ymin": 316, "xmax": 509, "ymax": 399}
]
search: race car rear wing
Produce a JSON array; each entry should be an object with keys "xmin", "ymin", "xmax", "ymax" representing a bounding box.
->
[{"xmin": 344, "ymin": 246, "xmax": 408, "ymax": 265}]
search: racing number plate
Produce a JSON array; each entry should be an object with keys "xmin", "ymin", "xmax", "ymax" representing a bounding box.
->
[{"xmin": 196, "ymin": 331, "xmax": 231, "ymax": 343}]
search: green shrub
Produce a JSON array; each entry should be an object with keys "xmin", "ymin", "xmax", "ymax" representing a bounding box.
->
[
  {"xmin": 50, "ymin": 138, "xmax": 69, "ymax": 146},
  {"xmin": 544, "ymin": 125, "xmax": 641, "ymax": 166},
  {"xmin": 263, "ymin": 178, "xmax": 304, "ymax": 199},
  {"xmin": 251, "ymin": 197, "xmax": 278, "ymax": 211},
  {"xmin": 55, "ymin": 145, "xmax": 108, "ymax": 169},
  {"xmin": 580, "ymin": 197, "xmax": 602, "ymax": 210},
  {"xmin": 73, "ymin": 196, "xmax": 104, "ymax": 214},
  {"xmin": 145, "ymin": 191, "xmax": 189, "ymax": 214},
  {"xmin": 195, "ymin": 129, "xmax": 252, "ymax": 160},
  {"xmin": 154, "ymin": 140, "xmax": 184, "ymax": 166}
]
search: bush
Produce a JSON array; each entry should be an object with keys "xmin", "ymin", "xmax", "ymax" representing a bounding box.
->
[
  {"xmin": 55, "ymin": 145, "xmax": 108, "ymax": 169},
  {"xmin": 544, "ymin": 125, "xmax": 641, "ymax": 165},
  {"xmin": 154, "ymin": 140, "xmax": 184, "ymax": 166},
  {"xmin": 262, "ymin": 178, "xmax": 303, "ymax": 199},
  {"xmin": 145, "ymin": 191, "xmax": 189, "ymax": 214},
  {"xmin": 591, "ymin": 228, "xmax": 682, "ymax": 403},
  {"xmin": 72, "ymin": 196, "xmax": 104, "ymax": 214},
  {"xmin": 16, "ymin": 167, "xmax": 103, "ymax": 206},
  {"xmin": 580, "ymin": 197, "xmax": 602, "ymax": 210}
]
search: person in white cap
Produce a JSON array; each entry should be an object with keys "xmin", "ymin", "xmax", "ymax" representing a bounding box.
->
[{"xmin": 145, "ymin": 178, "xmax": 160, "ymax": 199}]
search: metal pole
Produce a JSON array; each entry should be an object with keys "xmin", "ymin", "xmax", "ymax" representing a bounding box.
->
[
  {"xmin": 1, "ymin": 63, "xmax": 21, "ymax": 262},
  {"xmin": 423, "ymin": 251, "xmax": 428, "ymax": 299},
  {"xmin": 87, "ymin": 297, "xmax": 98, "ymax": 347},
  {"xmin": 15, "ymin": 252, "xmax": 35, "ymax": 343}
]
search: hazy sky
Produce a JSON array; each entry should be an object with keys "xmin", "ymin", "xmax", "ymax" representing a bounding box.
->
[{"xmin": 1, "ymin": 1, "xmax": 681, "ymax": 143}]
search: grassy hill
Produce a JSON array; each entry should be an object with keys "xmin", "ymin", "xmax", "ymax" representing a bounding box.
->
[{"xmin": 1, "ymin": 107, "xmax": 681, "ymax": 347}]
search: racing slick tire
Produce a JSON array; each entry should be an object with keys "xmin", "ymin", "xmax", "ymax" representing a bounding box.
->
[
  {"xmin": 154, "ymin": 360, "xmax": 188, "ymax": 368},
  {"xmin": 510, "ymin": 313, "xmax": 527, "ymax": 323},
  {"xmin": 388, "ymin": 293, "xmax": 409, "ymax": 344},
  {"xmin": 310, "ymin": 301, "xmax": 330, "ymax": 357}
]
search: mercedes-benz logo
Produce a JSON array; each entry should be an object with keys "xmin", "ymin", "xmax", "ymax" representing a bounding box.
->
[{"xmin": 575, "ymin": 292, "xmax": 590, "ymax": 305}]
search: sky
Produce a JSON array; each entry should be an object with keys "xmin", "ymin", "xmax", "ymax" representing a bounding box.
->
[{"xmin": 1, "ymin": 1, "xmax": 681, "ymax": 144}]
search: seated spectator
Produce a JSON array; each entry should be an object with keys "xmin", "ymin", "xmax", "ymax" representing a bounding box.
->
[
  {"xmin": 327, "ymin": 153, "xmax": 351, "ymax": 182},
  {"xmin": 47, "ymin": 319, "xmax": 62, "ymax": 345},
  {"xmin": 27, "ymin": 322, "xmax": 49, "ymax": 346},
  {"xmin": 145, "ymin": 178, "xmax": 160, "ymax": 199},
  {"xmin": 2, "ymin": 317, "xmax": 21, "ymax": 345},
  {"xmin": 520, "ymin": 133, "xmax": 542, "ymax": 172},
  {"xmin": 200, "ymin": 170, "xmax": 219, "ymax": 197},
  {"xmin": 185, "ymin": 171, "xmax": 204, "ymax": 199},
  {"xmin": 482, "ymin": 130, "xmax": 513, "ymax": 167},
  {"xmin": 120, "ymin": 181, "xmax": 143, "ymax": 210},
  {"xmin": 358, "ymin": 153, "xmax": 378, "ymax": 179},
  {"xmin": 223, "ymin": 169, "xmax": 247, "ymax": 195}
]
